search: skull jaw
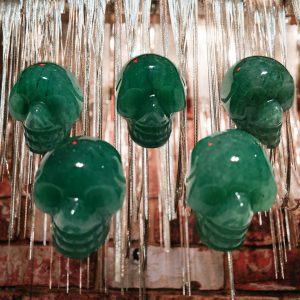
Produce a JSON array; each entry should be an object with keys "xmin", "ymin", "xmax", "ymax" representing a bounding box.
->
[
  {"xmin": 127, "ymin": 119, "xmax": 172, "ymax": 148},
  {"xmin": 52, "ymin": 217, "xmax": 110, "ymax": 259},
  {"xmin": 24, "ymin": 125, "xmax": 71, "ymax": 154},
  {"xmin": 235, "ymin": 119, "xmax": 281, "ymax": 148},
  {"xmin": 196, "ymin": 215, "xmax": 250, "ymax": 251}
]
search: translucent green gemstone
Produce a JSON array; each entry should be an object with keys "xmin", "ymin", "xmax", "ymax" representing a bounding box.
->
[
  {"xmin": 186, "ymin": 130, "xmax": 277, "ymax": 251},
  {"xmin": 33, "ymin": 136, "xmax": 126, "ymax": 259},
  {"xmin": 9, "ymin": 62, "xmax": 83, "ymax": 154},
  {"xmin": 117, "ymin": 54, "xmax": 186, "ymax": 148},
  {"xmin": 221, "ymin": 56, "xmax": 294, "ymax": 148}
]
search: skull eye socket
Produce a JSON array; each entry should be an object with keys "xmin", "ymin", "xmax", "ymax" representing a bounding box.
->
[
  {"xmin": 9, "ymin": 92, "xmax": 29, "ymax": 121},
  {"xmin": 85, "ymin": 186, "xmax": 123, "ymax": 215},
  {"xmin": 245, "ymin": 86, "xmax": 268, "ymax": 106},
  {"xmin": 188, "ymin": 185, "xmax": 225, "ymax": 215},
  {"xmin": 250, "ymin": 184, "xmax": 277, "ymax": 213},
  {"xmin": 275, "ymin": 77, "xmax": 294, "ymax": 111},
  {"xmin": 46, "ymin": 94, "xmax": 81, "ymax": 125},
  {"xmin": 33, "ymin": 183, "xmax": 62, "ymax": 215},
  {"xmin": 156, "ymin": 86, "xmax": 186, "ymax": 114},
  {"xmin": 117, "ymin": 88, "xmax": 146, "ymax": 119}
]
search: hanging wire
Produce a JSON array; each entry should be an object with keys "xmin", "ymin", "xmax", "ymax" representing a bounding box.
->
[{"xmin": 227, "ymin": 251, "xmax": 236, "ymax": 300}]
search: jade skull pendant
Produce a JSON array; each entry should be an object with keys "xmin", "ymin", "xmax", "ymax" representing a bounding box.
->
[
  {"xmin": 9, "ymin": 62, "xmax": 83, "ymax": 154},
  {"xmin": 221, "ymin": 56, "xmax": 294, "ymax": 148},
  {"xmin": 186, "ymin": 130, "xmax": 277, "ymax": 251},
  {"xmin": 117, "ymin": 54, "xmax": 186, "ymax": 148},
  {"xmin": 33, "ymin": 136, "xmax": 126, "ymax": 259}
]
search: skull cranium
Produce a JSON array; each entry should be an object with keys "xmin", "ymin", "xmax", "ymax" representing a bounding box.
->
[
  {"xmin": 9, "ymin": 62, "xmax": 83, "ymax": 154},
  {"xmin": 117, "ymin": 54, "xmax": 186, "ymax": 148},
  {"xmin": 186, "ymin": 130, "xmax": 277, "ymax": 251},
  {"xmin": 221, "ymin": 56, "xmax": 294, "ymax": 148},
  {"xmin": 33, "ymin": 137, "xmax": 126, "ymax": 259}
]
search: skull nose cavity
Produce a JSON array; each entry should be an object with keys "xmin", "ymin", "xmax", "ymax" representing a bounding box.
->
[
  {"xmin": 212, "ymin": 192, "xmax": 252, "ymax": 228},
  {"xmin": 251, "ymin": 100, "xmax": 283, "ymax": 128},
  {"xmin": 229, "ymin": 192, "xmax": 252, "ymax": 224},
  {"xmin": 233, "ymin": 192, "xmax": 250, "ymax": 209},
  {"xmin": 25, "ymin": 103, "xmax": 55, "ymax": 130},
  {"xmin": 54, "ymin": 201, "xmax": 95, "ymax": 234},
  {"xmin": 138, "ymin": 111, "xmax": 168, "ymax": 127}
]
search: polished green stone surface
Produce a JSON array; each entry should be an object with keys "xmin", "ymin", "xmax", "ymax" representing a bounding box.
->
[
  {"xmin": 9, "ymin": 62, "xmax": 83, "ymax": 154},
  {"xmin": 33, "ymin": 136, "xmax": 126, "ymax": 259},
  {"xmin": 221, "ymin": 56, "xmax": 294, "ymax": 148},
  {"xmin": 186, "ymin": 130, "xmax": 277, "ymax": 251},
  {"xmin": 117, "ymin": 54, "xmax": 186, "ymax": 148}
]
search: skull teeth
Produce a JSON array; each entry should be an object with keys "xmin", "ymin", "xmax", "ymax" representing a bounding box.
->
[
  {"xmin": 236, "ymin": 121, "xmax": 282, "ymax": 148},
  {"xmin": 128, "ymin": 120, "xmax": 172, "ymax": 148},
  {"xmin": 201, "ymin": 217, "xmax": 249, "ymax": 238},
  {"xmin": 196, "ymin": 215, "xmax": 249, "ymax": 251},
  {"xmin": 52, "ymin": 219, "xmax": 110, "ymax": 259},
  {"xmin": 24, "ymin": 126, "xmax": 69, "ymax": 153}
]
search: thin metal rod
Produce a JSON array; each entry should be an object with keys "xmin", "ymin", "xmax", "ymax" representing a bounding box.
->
[{"xmin": 227, "ymin": 251, "xmax": 235, "ymax": 300}]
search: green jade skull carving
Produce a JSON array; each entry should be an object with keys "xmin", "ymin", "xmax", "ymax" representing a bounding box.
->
[
  {"xmin": 221, "ymin": 56, "xmax": 294, "ymax": 148},
  {"xmin": 186, "ymin": 130, "xmax": 277, "ymax": 252},
  {"xmin": 9, "ymin": 62, "xmax": 83, "ymax": 154},
  {"xmin": 117, "ymin": 54, "xmax": 186, "ymax": 148},
  {"xmin": 33, "ymin": 137, "xmax": 126, "ymax": 259}
]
